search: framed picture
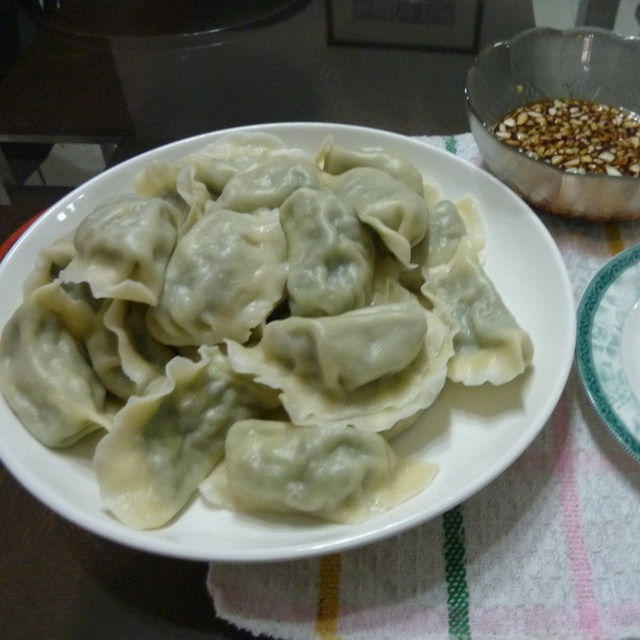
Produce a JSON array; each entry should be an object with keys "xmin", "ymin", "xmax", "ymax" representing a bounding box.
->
[{"xmin": 327, "ymin": 0, "xmax": 483, "ymax": 53}]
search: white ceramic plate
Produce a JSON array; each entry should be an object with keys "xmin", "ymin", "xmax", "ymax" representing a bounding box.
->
[
  {"xmin": 0, "ymin": 123, "xmax": 575, "ymax": 561},
  {"xmin": 577, "ymin": 244, "xmax": 640, "ymax": 462}
]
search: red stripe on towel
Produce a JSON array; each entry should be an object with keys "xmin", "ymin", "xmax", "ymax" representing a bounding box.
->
[{"xmin": 554, "ymin": 391, "xmax": 604, "ymax": 639}]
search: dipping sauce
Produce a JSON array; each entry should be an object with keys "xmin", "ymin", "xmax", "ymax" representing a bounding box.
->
[{"xmin": 494, "ymin": 98, "xmax": 640, "ymax": 176}]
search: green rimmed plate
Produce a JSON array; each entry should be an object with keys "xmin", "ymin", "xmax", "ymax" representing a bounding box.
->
[{"xmin": 577, "ymin": 244, "xmax": 640, "ymax": 462}]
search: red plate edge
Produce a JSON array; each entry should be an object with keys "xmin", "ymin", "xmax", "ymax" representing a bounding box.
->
[{"xmin": 0, "ymin": 213, "xmax": 44, "ymax": 262}]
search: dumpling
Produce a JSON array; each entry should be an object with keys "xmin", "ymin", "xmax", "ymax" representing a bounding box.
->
[
  {"xmin": 135, "ymin": 134, "xmax": 316, "ymax": 231},
  {"xmin": 238, "ymin": 299, "xmax": 427, "ymax": 393},
  {"xmin": 135, "ymin": 133, "xmax": 303, "ymax": 198},
  {"xmin": 134, "ymin": 160, "xmax": 181, "ymax": 199},
  {"xmin": 0, "ymin": 284, "xmax": 111, "ymax": 447},
  {"xmin": 421, "ymin": 247, "xmax": 534, "ymax": 386},
  {"xmin": 136, "ymin": 162, "xmax": 217, "ymax": 237},
  {"xmin": 22, "ymin": 231, "xmax": 76, "ymax": 295},
  {"xmin": 332, "ymin": 167, "xmax": 429, "ymax": 266},
  {"xmin": 61, "ymin": 195, "xmax": 182, "ymax": 305},
  {"xmin": 321, "ymin": 141, "xmax": 425, "ymax": 194},
  {"xmin": 199, "ymin": 419, "xmax": 437, "ymax": 523},
  {"xmin": 421, "ymin": 198, "xmax": 487, "ymax": 270},
  {"xmin": 413, "ymin": 198, "xmax": 532, "ymax": 386},
  {"xmin": 226, "ymin": 297, "xmax": 454, "ymax": 433},
  {"xmin": 213, "ymin": 158, "xmax": 323, "ymax": 213},
  {"xmin": 147, "ymin": 207, "xmax": 288, "ymax": 346},
  {"xmin": 425, "ymin": 199, "xmax": 474, "ymax": 268},
  {"xmin": 280, "ymin": 187, "xmax": 375, "ymax": 317},
  {"xmin": 388, "ymin": 198, "xmax": 483, "ymax": 293},
  {"xmin": 178, "ymin": 132, "xmax": 309, "ymax": 194},
  {"xmin": 85, "ymin": 300, "xmax": 175, "ymax": 400},
  {"xmin": 173, "ymin": 163, "xmax": 213, "ymax": 234},
  {"xmin": 157, "ymin": 131, "xmax": 311, "ymax": 197},
  {"xmin": 93, "ymin": 346, "xmax": 281, "ymax": 530}
]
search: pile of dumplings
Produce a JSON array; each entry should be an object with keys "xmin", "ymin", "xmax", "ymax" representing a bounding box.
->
[{"xmin": 0, "ymin": 133, "xmax": 534, "ymax": 530}]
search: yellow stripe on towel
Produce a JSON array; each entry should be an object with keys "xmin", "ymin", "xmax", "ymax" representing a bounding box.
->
[
  {"xmin": 605, "ymin": 223, "xmax": 625, "ymax": 256},
  {"xmin": 315, "ymin": 554, "xmax": 342, "ymax": 639}
]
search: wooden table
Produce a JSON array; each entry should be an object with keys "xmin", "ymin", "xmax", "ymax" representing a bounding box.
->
[{"xmin": 0, "ymin": 465, "xmax": 262, "ymax": 639}]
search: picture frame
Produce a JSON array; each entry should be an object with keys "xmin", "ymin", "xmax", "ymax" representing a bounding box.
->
[{"xmin": 327, "ymin": 0, "xmax": 483, "ymax": 53}]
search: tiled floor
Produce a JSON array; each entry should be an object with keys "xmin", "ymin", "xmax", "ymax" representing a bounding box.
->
[
  {"xmin": 0, "ymin": 142, "xmax": 114, "ymax": 223},
  {"xmin": 23, "ymin": 143, "xmax": 108, "ymax": 188}
]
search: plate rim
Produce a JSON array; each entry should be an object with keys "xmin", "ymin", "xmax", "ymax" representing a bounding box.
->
[
  {"xmin": 576, "ymin": 243, "xmax": 640, "ymax": 463},
  {"xmin": 0, "ymin": 122, "xmax": 576, "ymax": 561}
]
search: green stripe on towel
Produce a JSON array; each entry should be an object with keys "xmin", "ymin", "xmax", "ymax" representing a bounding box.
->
[
  {"xmin": 443, "ymin": 506, "xmax": 471, "ymax": 639},
  {"xmin": 445, "ymin": 135, "xmax": 458, "ymax": 155}
]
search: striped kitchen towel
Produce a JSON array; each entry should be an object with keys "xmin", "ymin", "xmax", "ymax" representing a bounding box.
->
[{"xmin": 206, "ymin": 134, "xmax": 640, "ymax": 640}]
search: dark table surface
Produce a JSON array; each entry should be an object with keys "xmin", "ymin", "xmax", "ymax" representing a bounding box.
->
[{"xmin": 0, "ymin": 1, "xmax": 623, "ymax": 638}]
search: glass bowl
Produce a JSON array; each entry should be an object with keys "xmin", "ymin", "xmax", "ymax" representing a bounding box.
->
[{"xmin": 466, "ymin": 27, "xmax": 640, "ymax": 221}]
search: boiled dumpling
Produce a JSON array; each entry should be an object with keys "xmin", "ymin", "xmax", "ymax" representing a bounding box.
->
[
  {"xmin": 178, "ymin": 131, "xmax": 309, "ymax": 193},
  {"xmin": 332, "ymin": 167, "xmax": 429, "ymax": 266},
  {"xmin": 213, "ymin": 157, "xmax": 323, "ymax": 213},
  {"xmin": 321, "ymin": 140, "xmax": 425, "ymax": 195},
  {"xmin": 174, "ymin": 163, "xmax": 212, "ymax": 234},
  {"xmin": 62, "ymin": 195, "xmax": 182, "ymax": 305},
  {"xmin": 22, "ymin": 231, "xmax": 76, "ymax": 295},
  {"xmin": 421, "ymin": 246, "xmax": 533, "ymax": 386},
  {"xmin": 0, "ymin": 284, "xmax": 111, "ymax": 447},
  {"xmin": 280, "ymin": 187, "xmax": 375, "ymax": 317},
  {"xmin": 391, "ymin": 198, "xmax": 486, "ymax": 292},
  {"xmin": 147, "ymin": 207, "xmax": 288, "ymax": 346},
  {"xmin": 199, "ymin": 419, "xmax": 437, "ymax": 523},
  {"xmin": 229, "ymin": 298, "xmax": 426, "ymax": 393},
  {"xmin": 227, "ymin": 297, "xmax": 454, "ymax": 433},
  {"xmin": 135, "ymin": 132, "xmax": 308, "ymax": 199},
  {"xmin": 85, "ymin": 300, "xmax": 175, "ymax": 400}
]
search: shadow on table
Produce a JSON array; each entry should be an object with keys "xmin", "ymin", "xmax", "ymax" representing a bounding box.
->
[{"xmin": 60, "ymin": 522, "xmax": 264, "ymax": 639}]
